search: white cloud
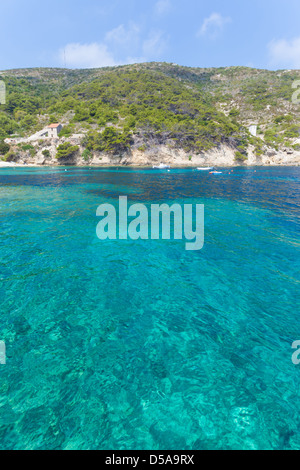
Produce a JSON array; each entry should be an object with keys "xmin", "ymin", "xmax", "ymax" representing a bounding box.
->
[
  {"xmin": 60, "ymin": 42, "xmax": 117, "ymax": 68},
  {"xmin": 143, "ymin": 30, "xmax": 168, "ymax": 58},
  {"xmin": 105, "ymin": 23, "xmax": 140, "ymax": 48},
  {"xmin": 197, "ymin": 12, "xmax": 232, "ymax": 39},
  {"xmin": 59, "ymin": 24, "xmax": 168, "ymax": 68},
  {"xmin": 154, "ymin": 0, "xmax": 171, "ymax": 17},
  {"xmin": 268, "ymin": 37, "xmax": 300, "ymax": 68}
]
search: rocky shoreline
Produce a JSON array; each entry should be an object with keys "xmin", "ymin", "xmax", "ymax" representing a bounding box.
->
[{"xmin": 1, "ymin": 142, "xmax": 300, "ymax": 168}]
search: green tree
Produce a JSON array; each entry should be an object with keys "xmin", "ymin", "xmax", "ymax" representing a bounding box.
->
[
  {"xmin": 82, "ymin": 149, "xmax": 92, "ymax": 161},
  {"xmin": 42, "ymin": 149, "xmax": 51, "ymax": 158},
  {"xmin": 235, "ymin": 151, "xmax": 248, "ymax": 162},
  {"xmin": 0, "ymin": 140, "xmax": 10, "ymax": 155},
  {"xmin": 56, "ymin": 142, "xmax": 79, "ymax": 160}
]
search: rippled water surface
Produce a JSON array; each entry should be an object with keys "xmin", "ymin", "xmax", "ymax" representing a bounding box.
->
[{"xmin": 0, "ymin": 166, "xmax": 299, "ymax": 450}]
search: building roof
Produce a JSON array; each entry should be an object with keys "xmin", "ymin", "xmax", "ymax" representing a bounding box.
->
[{"xmin": 48, "ymin": 123, "xmax": 61, "ymax": 128}]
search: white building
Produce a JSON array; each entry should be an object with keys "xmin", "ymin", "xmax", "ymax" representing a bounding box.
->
[
  {"xmin": 47, "ymin": 123, "xmax": 63, "ymax": 138},
  {"xmin": 4, "ymin": 123, "xmax": 63, "ymax": 145},
  {"xmin": 249, "ymin": 125, "xmax": 258, "ymax": 137}
]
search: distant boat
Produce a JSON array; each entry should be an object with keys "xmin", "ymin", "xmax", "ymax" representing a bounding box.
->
[
  {"xmin": 209, "ymin": 171, "xmax": 222, "ymax": 174},
  {"xmin": 196, "ymin": 167, "xmax": 214, "ymax": 171},
  {"xmin": 153, "ymin": 163, "xmax": 170, "ymax": 169}
]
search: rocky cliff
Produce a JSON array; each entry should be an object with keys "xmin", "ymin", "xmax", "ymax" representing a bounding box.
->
[{"xmin": 2, "ymin": 137, "xmax": 299, "ymax": 168}]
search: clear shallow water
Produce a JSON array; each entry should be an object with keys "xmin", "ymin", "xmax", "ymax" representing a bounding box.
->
[{"xmin": 0, "ymin": 166, "xmax": 299, "ymax": 450}]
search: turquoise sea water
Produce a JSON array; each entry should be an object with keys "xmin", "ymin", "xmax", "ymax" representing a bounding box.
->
[{"xmin": 0, "ymin": 166, "xmax": 299, "ymax": 450}]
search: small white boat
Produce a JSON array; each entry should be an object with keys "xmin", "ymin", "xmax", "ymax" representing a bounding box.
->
[
  {"xmin": 196, "ymin": 167, "xmax": 214, "ymax": 171},
  {"xmin": 153, "ymin": 163, "xmax": 170, "ymax": 169}
]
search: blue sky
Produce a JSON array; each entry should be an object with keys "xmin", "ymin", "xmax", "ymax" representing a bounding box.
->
[{"xmin": 1, "ymin": 0, "xmax": 300, "ymax": 70}]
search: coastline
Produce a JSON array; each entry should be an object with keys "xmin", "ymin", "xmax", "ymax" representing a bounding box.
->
[
  {"xmin": 1, "ymin": 143, "xmax": 300, "ymax": 168},
  {"xmin": 1, "ymin": 163, "xmax": 300, "ymax": 169}
]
